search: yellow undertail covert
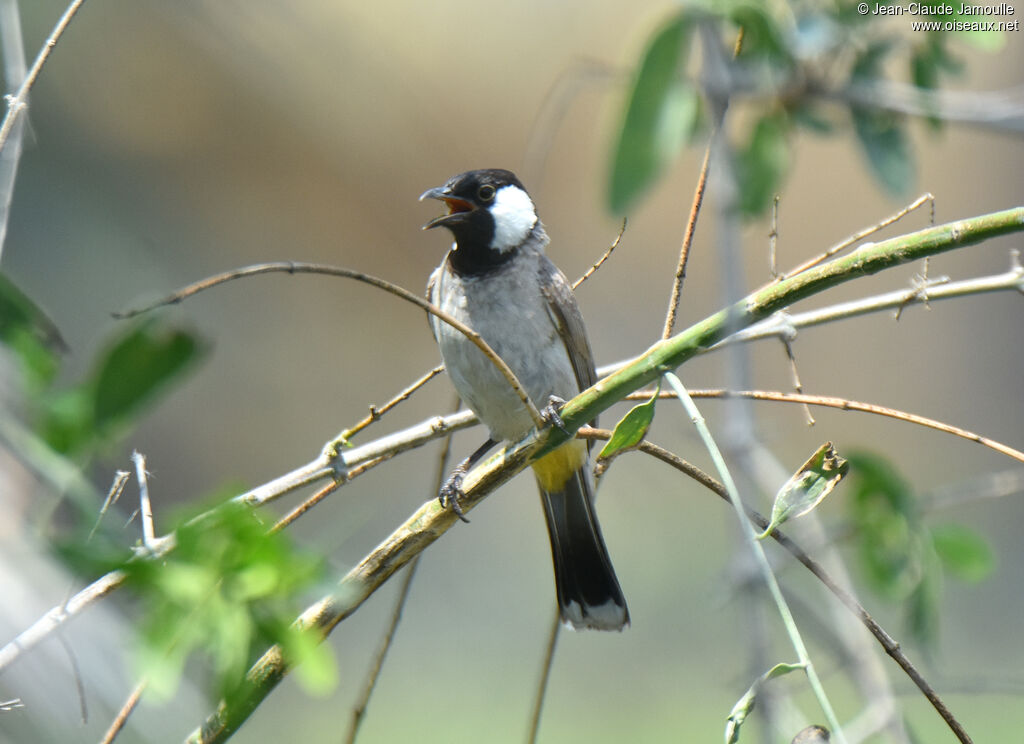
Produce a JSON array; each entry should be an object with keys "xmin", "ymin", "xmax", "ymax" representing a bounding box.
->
[{"xmin": 531, "ymin": 438, "xmax": 588, "ymax": 492}]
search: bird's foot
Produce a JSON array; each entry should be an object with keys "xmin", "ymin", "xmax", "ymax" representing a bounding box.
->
[
  {"xmin": 438, "ymin": 466, "xmax": 470, "ymax": 523},
  {"xmin": 541, "ymin": 395, "xmax": 570, "ymax": 435}
]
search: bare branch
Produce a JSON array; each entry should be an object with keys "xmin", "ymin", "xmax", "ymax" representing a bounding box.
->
[
  {"xmin": 662, "ymin": 29, "xmax": 745, "ymax": 340},
  {"xmin": 0, "ymin": 0, "xmax": 88, "ymax": 153},
  {"xmin": 100, "ymin": 681, "xmax": 146, "ymax": 744},
  {"xmin": 572, "ymin": 218, "xmax": 627, "ymax": 290},
  {"xmin": 781, "ymin": 194, "xmax": 935, "ymax": 280},
  {"xmin": 114, "ymin": 261, "xmax": 544, "ymax": 429},
  {"xmin": 626, "ymin": 388, "xmax": 1024, "ymax": 465},
  {"xmin": 526, "ymin": 609, "xmax": 561, "ymax": 744},
  {"xmin": 132, "ymin": 451, "xmax": 157, "ymax": 551}
]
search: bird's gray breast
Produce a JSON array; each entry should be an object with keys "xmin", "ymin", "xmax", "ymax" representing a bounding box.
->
[{"xmin": 430, "ymin": 248, "xmax": 578, "ymax": 443}]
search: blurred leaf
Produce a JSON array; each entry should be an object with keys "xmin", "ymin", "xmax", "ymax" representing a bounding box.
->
[
  {"xmin": 727, "ymin": 2, "xmax": 789, "ymax": 62},
  {"xmin": 121, "ymin": 502, "xmax": 326, "ymax": 699},
  {"xmin": 0, "ymin": 272, "xmax": 67, "ymax": 351},
  {"xmin": 910, "ymin": 35, "xmax": 964, "ymax": 130},
  {"xmin": 791, "ymin": 103, "xmax": 834, "ymax": 134},
  {"xmin": 851, "ymin": 44, "xmax": 914, "ymax": 196},
  {"xmin": 736, "ymin": 111, "xmax": 790, "ymax": 216},
  {"xmin": 599, "ymin": 384, "xmax": 659, "ymax": 458},
  {"xmin": 758, "ymin": 442, "xmax": 848, "ymax": 538},
  {"xmin": 0, "ymin": 273, "xmax": 65, "ymax": 390},
  {"xmin": 281, "ymin": 623, "xmax": 337, "ymax": 695},
  {"xmin": 931, "ymin": 523, "xmax": 995, "ymax": 582},
  {"xmin": 848, "ymin": 452, "xmax": 921, "ymax": 599},
  {"xmin": 956, "ymin": 27, "xmax": 1006, "ymax": 52},
  {"xmin": 907, "ymin": 546, "xmax": 943, "ymax": 649},
  {"xmin": 851, "ymin": 106, "xmax": 913, "ymax": 196},
  {"xmin": 92, "ymin": 319, "xmax": 205, "ymax": 436},
  {"xmin": 39, "ymin": 387, "xmax": 94, "ymax": 455},
  {"xmin": 848, "ymin": 452, "xmax": 995, "ymax": 648},
  {"xmin": 609, "ymin": 13, "xmax": 698, "ymax": 214}
]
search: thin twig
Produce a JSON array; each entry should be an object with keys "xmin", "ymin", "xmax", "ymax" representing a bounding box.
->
[
  {"xmin": 573, "ymin": 218, "xmax": 627, "ymax": 290},
  {"xmin": 6, "ymin": 247, "xmax": 1022, "ymax": 680},
  {"xmin": 768, "ymin": 195, "xmax": 780, "ymax": 277},
  {"xmin": 663, "ymin": 373, "xmax": 848, "ymax": 743},
  {"xmin": 834, "ymin": 79, "xmax": 1024, "ymax": 133},
  {"xmin": 781, "ymin": 194, "xmax": 935, "ymax": 280},
  {"xmin": 671, "ymin": 389, "xmax": 1024, "ymax": 464},
  {"xmin": 86, "ymin": 470, "xmax": 130, "ymax": 543},
  {"xmin": 271, "ymin": 481, "xmax": 340, "ymax": 533},
  {"xmin": 661, "ymin": 28, "xmax": 745, "ymax": 340},
  {"xmin": 724, "ymin": 258, "xmax": 1024, "ymax": 347},
  {"xmin": 56, "ymin": 632, "xmax": 87, "ymax": 724},
  {"xmin": 0, "ymin": 569, "xmax": 126, "ymax": 671},
  {"xmin": 344, "ymin": 397, "xmax": 458, "ymax": 744},
  {"xmin": 662, "ymin": 143, "xmax": 712, "ymax": 340},
  {"xmin": 99, "ymin": 679, "xmax": 146, "ymax": 744},
  {"xmin": 0, "ymin": 0, "xmax": 88, "ymax": 153},
  {"xmin": 326, "ymin": 365, "xmax": 445, "ymax": 453},
  {"xmin": 779, "ymin": 340, "xmax": 815, "ymax": 425},
  {"xmin": 115, "ymin": 261, "xmax": 543, "ymax": 429},
  {"xmin": 577, "ymin": 427, "xmax": 974, "ymax": 744},
  {"xmin": 526, "ymin": 608, "xmax": 561, "ymax": 744},
  {"xmin": 6, "ymin": 210, "xmax": 1020, "ymax": 697},
  {"xmin": 522, "ymin": 59, "xmax": 625, "ymax": 188},
  {"xmin": 0, "ymin": 0, "xmax": 28, "ymax": 261},
  {"xmin": 132, "ymin": 451, "xmax": 156, "ymax": 551}
]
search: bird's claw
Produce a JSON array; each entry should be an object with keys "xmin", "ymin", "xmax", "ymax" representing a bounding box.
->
[
  {"xmin": 439, "ymin": 467, "xmax": 470, "ymax": 523},
  {"xmin": 541, "ymin": 395, "xmax": 570, "ymax": 435}
]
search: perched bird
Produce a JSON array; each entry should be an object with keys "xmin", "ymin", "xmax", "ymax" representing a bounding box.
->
[{"xmin": 421, "ymin": 168, "xmax": 628, "ymax": 631}]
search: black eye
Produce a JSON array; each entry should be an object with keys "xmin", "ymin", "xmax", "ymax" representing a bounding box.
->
[{"xmin": 478, "ymin": 184, "xmax": 496, "ymax": 201}]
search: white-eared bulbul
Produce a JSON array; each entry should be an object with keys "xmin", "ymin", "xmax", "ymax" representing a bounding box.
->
[{"xmin": 421, "ymin": 169, "xmax": 628, "ymax": 631}]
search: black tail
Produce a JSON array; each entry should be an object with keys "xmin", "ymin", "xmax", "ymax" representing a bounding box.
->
[{"xmin": 537, "ymin": 467, "xmax": 629, "ymax": 631}]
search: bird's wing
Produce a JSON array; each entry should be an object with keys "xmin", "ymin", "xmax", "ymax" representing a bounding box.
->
[{"xmin": 538, "ymin": 255, "xmax": 598, "ymax": 432}]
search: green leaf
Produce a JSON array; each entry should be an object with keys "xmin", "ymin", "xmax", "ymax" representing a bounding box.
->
[
  {"xmin": 930, "ymin": 524, "xmax": 995, "ymax": 583},
  {"xmin": 609, "ymin": 13, "xmax": 698, "ymax": 214},
  {"xmin": 850, "ymin": 45, "xmax": 914, "ymax": 196},
  {"xmin": 791, "ymin": 103, "xmax": 834, "ymax": 134},
  {"xmin": 92, "ymin": 319, "xmax": 205, "ymax": 436},
  {"xmin": 598, "ymin": 384, "xmax": 659, "ymax": 458},
  {"xmin": 0, "ymin": 272, "xmax": 66, "ymax": 351},
  {"xmin": 282, "ymin": 624, "xmax": 337, "ymax": 695},
  {"xmin": 956, "ymin": 27, "xmax": 1006, "ymax": 52},
  {"xmin": 757, "ymin": 442, "xmax": 848, "ymax": 538},
  {"xmin": 725, "ymin": 662, "xmax": 805, "ymax": 744},
  {"xmin": 851, "ymin": 106, "xmax": 913, "ymax": 196},
  {"xmin": 726, "ymin": 3, "xmax": 789, "ymax": 62},
  {"xmin": 736, "ymin": 111, "xmax": 791, "ymax": 216},
  {"xmin": 0, "ymin": 273, "xmax": 65, "ymax": 390},
  {"xmin": 907, "ymin": 546, "xmax": 943, "ymax": 649},
  {"xmin": 848, "ymin": 452, "xmax": 921, "ymax": 599},
  {"xmin": 39, "ymin": 386, "xmax": 94, "ymax": 454},
  {"xmin": 121, "ymin": 503, "xmax": 326, "ymax": 699}
]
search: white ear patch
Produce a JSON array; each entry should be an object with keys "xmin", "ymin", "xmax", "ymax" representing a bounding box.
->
[{"xmin": 489, "ymin": 185, "xmax": 538, "ymax": 253}]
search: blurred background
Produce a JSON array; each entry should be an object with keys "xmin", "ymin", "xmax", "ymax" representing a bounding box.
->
[{"xmin": 1, "ymin": 1, "xmax": 1022, "ymax": 742}]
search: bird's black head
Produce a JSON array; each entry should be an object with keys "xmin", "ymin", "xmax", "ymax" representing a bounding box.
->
[{"xmin": 420, "ymin": 169, "xmax": 539, "ymax": 276}]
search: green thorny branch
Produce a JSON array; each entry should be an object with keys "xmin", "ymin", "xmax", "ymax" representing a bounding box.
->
[{"xmin": 187, "ymin": 206, "xmax": 1024, "ymax": 743}]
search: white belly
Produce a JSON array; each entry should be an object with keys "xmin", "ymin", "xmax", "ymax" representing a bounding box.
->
[{"xmin": 429, "ymin": 249, "xmax": 579, "ymax": 443}]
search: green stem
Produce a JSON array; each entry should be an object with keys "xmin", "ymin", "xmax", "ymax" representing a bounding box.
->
[
  {"xmin": 185, "ymin": 207, "xmax": 1020, "ymax": 743},
  {"xmin": 663, "ymin": 373, "xmax": 847, "ymax": 743}
]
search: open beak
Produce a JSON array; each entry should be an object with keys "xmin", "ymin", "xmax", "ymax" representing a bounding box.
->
[{"xmin": 419, "ymin": 186, "xmax": 474, "ymax": 230}]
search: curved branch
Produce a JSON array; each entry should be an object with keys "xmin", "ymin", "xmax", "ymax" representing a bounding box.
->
[
  {"xmin": 114, "ymin": 262, "xmax": 543, "ymax": 428},
  {"xmin": 0, "ymin": 0, "xmax": 88, "ymax": 153},
  {"xmin": 626, "ymin": 388, "xmax": 1024, "ymax": 464}
]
